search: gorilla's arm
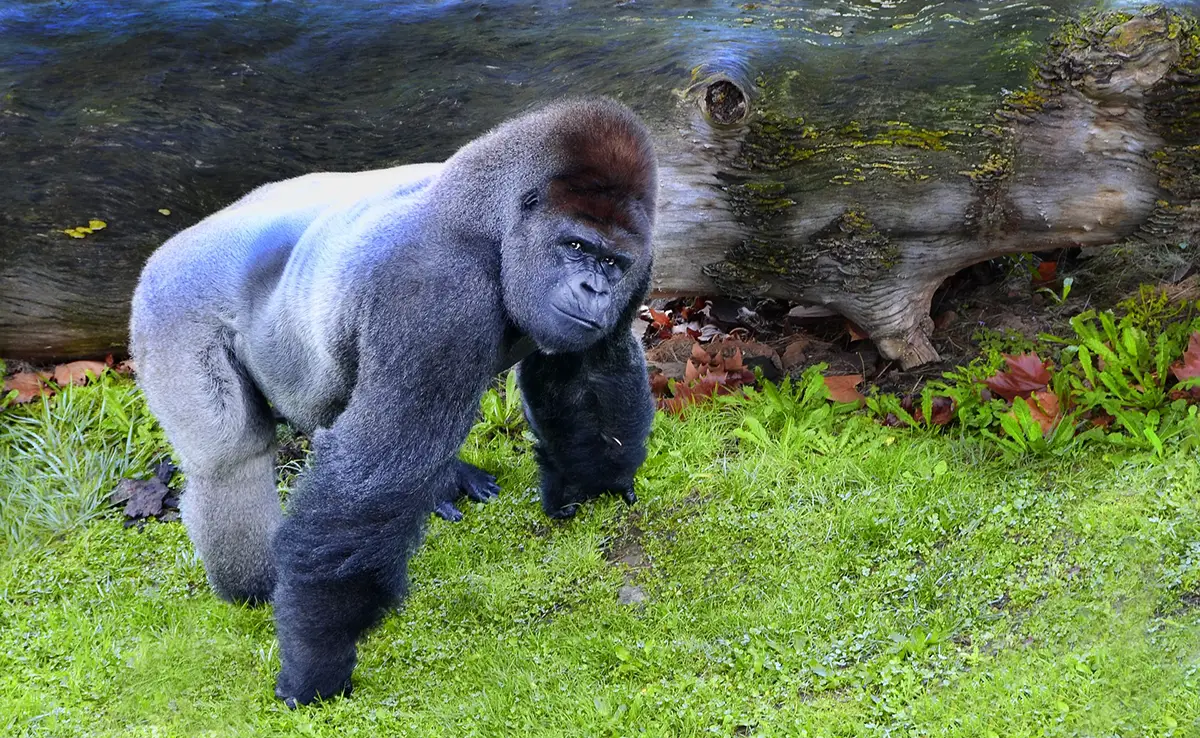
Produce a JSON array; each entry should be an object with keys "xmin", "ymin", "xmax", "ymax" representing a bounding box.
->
[
  {"xmin": 271, "ymin": 268, "xmax": 504, "ymax": 706},
  {"xmin": 518, "ymin": 328, "xmax": 654, "ymax": 519}
]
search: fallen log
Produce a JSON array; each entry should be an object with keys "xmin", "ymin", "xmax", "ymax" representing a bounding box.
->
[{"xmin": 1, "ymin": 4, "xmax": 1196, "ymax": 367}]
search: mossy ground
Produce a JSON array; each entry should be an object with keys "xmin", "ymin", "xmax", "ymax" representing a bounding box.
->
[{"xmin": 1, "ymin": 377, "xmax": 1198, "ymax": 737}]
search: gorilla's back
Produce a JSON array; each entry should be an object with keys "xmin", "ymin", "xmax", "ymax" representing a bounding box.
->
[{"xmin": 131, "ymin": 163, "xmax": 444, "ymax": 431}]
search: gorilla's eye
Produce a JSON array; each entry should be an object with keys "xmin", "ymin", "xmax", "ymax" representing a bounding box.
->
[
  {"xmin": 602, "ymin": 257, "xmax": 616, "ymax": 266},
  {"xmin": 569, "ymin": 241, "xmax": 584, "ymax": 251}
]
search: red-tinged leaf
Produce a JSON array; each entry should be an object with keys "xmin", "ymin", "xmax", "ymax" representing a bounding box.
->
[
  {"xmin": 880, "ymin": 413, "xmax": 903, "ymax": 427},
  {"xmin": 658, "ymin": 396, "xmax": 688, "ymax": 415},
  {"xmin": 649, "ymin": 372, "xmax": 670, "ymax": 397},
  {"xmin": 1171, "ymin": 332, "xmax": 1200, "ymax": 382},
  {"xmin": 1034, "ymin": 261, "xmax": 1057, "ymax": 283},
  {"xmin": 647, "ymin": 308, "xmax": 671, "ymax": 328},
  {"xmin": 53, "ymin": 360, "xmax": 109, "ymax": 386},
  {"xmin": 684, "ymin": 360, "xmax": 702, "ymax": 383},
  {"xmin": 845, "ymin": 321, "xmax": 869, "ymax": 342},
  {"xmin": 679, "ymin": 298, "xmax": 707, "ymax": 320},
  {"xmin": 985, "ymin": 353, "xmax": 1051, "ymax": 401},
  {"xmin": 685, "ymin": 327, "xmax": 701, "ymax": 340},
  {"xmin": 1088, "ymin": 410, "xmax": 1115, "ymax": 429},
  {"xmin": 825, "ymin": 374, "xmax": 866, "ymax": 405},
  {"xmin": 3, "ymin": 372, "xmax": 54, "ymax": 404},
  {"xmin": 704, "ymin": 371, "xmax": 729, "ymax": 387},
  {"xmin": 690, "ymin": 342, "xmax": 710, "ymax": 365},
  {"xmin": 929, "ymin": 396, "xmax": 956, "ymax": 426},
  {"xmin": 1009, "ymin": 390, "xmax": 1060, "ymax": 434}
]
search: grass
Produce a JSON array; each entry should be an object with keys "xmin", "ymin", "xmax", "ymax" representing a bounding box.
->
[
  {"xmin": 0, "ymin": 376, "xmax": 1198, "ymax": 736},
  {"xmin": 0, "ymin": 374, "xmax": 164, "ymax": 556}
]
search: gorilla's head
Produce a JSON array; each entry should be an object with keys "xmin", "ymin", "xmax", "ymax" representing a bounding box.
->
[{"xmin": 498, "ymin": 99, "xmax": 658, "ymax": 354}]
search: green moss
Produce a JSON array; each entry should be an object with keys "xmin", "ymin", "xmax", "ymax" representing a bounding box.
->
[
  {"xmin": 702, "ymin": 207, "xmax": 901, "ymax": 296},
  {"xmin": 728, "ymin": 180, "xmax": 797, "ymax": 226},
  {"xmin": 1002, "ymin": 88, "xmax": 1048, "ymax": 116},
  {"xmin": 739, "ymin": 110, "xmax": 956, "ymax": 177},
  {"xmin": 959, "ymin": 152, "xmax": 1013, "ymax": 183}
]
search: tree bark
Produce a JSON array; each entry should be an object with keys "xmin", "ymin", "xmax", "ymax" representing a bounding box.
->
[{"xmin": 1, "ymin": 5, "xmax": 1196, "ymax": 367}]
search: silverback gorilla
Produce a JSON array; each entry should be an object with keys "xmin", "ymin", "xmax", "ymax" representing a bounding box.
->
[{"xmin": 129, "ymin": 98, "xmax": 658, "ymax": 706}]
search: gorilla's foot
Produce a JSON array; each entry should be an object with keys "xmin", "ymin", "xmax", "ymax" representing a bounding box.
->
[
  {"xmin": 274, "ymin": 667, "xmax": 353, "ymax": 709},
  {"xmin": 204, "ymin": 557, "xmax": 277, "ymax": 606},
  {"xmin": 456, "ymin": 461, "xmax": 501, "ymax": 503}
]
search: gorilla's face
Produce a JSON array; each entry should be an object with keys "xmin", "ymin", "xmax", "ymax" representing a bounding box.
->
[{"xmin": 502, "ymin": 187, "xmax": 653, "ymax": 354}]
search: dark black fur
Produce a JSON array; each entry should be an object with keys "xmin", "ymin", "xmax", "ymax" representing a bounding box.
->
[{"xmin": 129, "ymin": 98, "xmax": 658, "ymax": 706}]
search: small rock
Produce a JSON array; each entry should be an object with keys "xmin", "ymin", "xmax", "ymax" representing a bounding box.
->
[
  {"xmin": 786, "ymin": 304, "xmax": 837, "ymax": 319},
  {"xmin": 617, "ymin": 585, "xmax": 647, "ymax": 606},
  {"xmin": 933, "ymin": 310, "xmax": 958, "ymax": 332},
  {"xmin": 646, "ymin": 360, "xmax": 687, "ymax": 382}
]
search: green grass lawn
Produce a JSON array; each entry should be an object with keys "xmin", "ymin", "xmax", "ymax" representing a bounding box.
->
[{"xmin": 1, "ymin": 377, "xmax": 1198, "ymax": 736}]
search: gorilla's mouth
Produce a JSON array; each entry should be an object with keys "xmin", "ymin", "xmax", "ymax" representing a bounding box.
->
[{"xmin": 553, "ymin": 306, "xmax": 603, "ymax": 331}]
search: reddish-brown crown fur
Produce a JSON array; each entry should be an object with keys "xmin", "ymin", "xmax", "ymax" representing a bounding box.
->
[{"xmin": 547, "ymin": 103, "xmax": 657, "ymax": 240}]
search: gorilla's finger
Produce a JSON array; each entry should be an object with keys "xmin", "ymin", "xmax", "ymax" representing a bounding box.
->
[
  {"xmin": 548, "ymin": 503, "xmax": 580, "ymax": 520},
  {"xmin": 433, "ymin": 501, "xmax": 465, "ymax": 522}
]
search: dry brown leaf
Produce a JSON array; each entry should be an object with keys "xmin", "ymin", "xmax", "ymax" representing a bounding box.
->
[
  {"xmin": 648, "ymin": 371, "xmax": 670, "ymax": 397},
  {"xmin": 1171, "ymin": 332, "xmax": 1200, "ymax": 382},
  {"xmin": 647, "ymin": 308, "xmax": 671, "ymax": 329},
  {"xmin": 53, "ymin": 360, "xmax": 109, "ymax": 386},
  {"xmin": 3, "ymin": 372, "xmax": 54, "ymax": 404},
  {"xmin": 1087, "ymin": 410, "xmax": 1115, "ymax": 429},
  {"xmin": 781, "ymin": 339, "xmax": 809, "ymax": 371},
  {"xmin": 825, "ymin": 374, "xmax": 866, "ymax": 405}
]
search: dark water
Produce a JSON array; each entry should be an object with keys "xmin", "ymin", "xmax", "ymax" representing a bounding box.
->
[
  {"xmin": 3, "ymin": 1, "xmax": 1188, "ymax": 171},
  {"xmin": 0, "ymin": 0, "xmax": 1195, "ymax": 355}
]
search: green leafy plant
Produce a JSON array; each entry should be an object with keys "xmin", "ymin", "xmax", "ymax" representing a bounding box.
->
[
  {"xmin": 1037, "ymin": 275, "xmax": 1073, "ymax": 305},
  {"xmin": 1117, "ymin": 284, "xmax": 1189, "ymax": 332},
  {"xmin": 473, "ymin": 369, "xmax": 524, "ymax": 439}
]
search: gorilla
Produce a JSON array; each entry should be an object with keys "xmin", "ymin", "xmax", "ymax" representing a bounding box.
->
[{"xmin": 129, "ymin": 98, "xmax": 658, "ymax": 706}]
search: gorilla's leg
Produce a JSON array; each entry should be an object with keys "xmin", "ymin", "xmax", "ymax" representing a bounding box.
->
[
  {"xmin": 433, "ymin": 459, "xmax": 501, "ymax": 522},
  {"xmin": 518, "ymin": 332, "xmax": 654, "ymax": 519},
  {"xmin": 134, "ymin": 329, "xmax": 281, "ymax": 603}
]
